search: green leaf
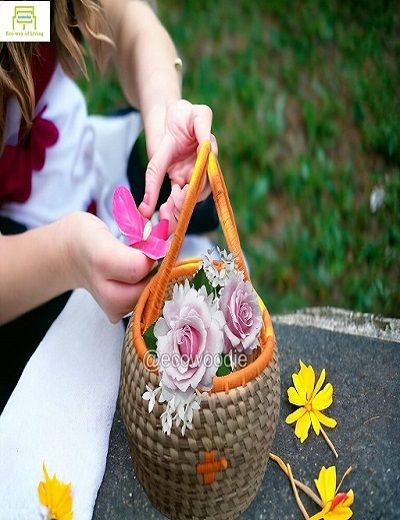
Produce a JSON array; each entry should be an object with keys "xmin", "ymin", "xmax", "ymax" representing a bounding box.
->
[
  {"xmin": 216, "ymin": 353, "xmax": 232, "ymax": 377},
  {"xmin": 143, "ymin": 322, "xmax": 157, "ymax": 357},
  {"xmin": 191, "ymin": 267, "xmax": 214, "ymax": 295}
]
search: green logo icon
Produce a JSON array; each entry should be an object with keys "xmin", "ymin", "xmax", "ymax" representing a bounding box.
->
[{"xmin": 12, "ymin": 5, "xmax": 37, "ymax": 31}]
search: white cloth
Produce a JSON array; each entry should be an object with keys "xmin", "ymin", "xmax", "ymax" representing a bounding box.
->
[{"xmin": 0, "ymin": 289, "xmax": 125, "ymax": 520}]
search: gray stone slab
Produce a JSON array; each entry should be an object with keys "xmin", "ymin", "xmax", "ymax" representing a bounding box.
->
[
  {"xmin": 274, "ymin": 306, "xmax": 400, "ymax": 343},
  {"xmin": 93, "ymin": 322, "xmax": 400, "ymax": 519}
]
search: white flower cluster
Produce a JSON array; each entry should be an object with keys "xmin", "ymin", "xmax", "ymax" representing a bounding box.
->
[
  {"xmin": 201, "ymin": 247, "xmax": 243, "ymax": 288},
  {"xmin": 143, "ymin": 384, "xmax": 204, "ymax": 436}
]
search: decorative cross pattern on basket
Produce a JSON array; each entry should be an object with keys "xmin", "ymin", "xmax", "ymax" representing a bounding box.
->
[{"xmin": 196, "ymin": 451, "xmax": 228, "ymax": 485}]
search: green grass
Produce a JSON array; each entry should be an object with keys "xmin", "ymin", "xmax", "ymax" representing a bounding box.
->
[{"xmin": 79, "ymin": 0, "xmax": 400, "ymax": 318}]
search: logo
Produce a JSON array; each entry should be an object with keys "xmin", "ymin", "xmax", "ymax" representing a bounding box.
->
[
  {"xmin": 13, "ymin": 6, "xmax": 37, "ymax": 31},
  {"xmin": 0, "ymin": 1, "xmax": 50, "ymax": 42}
]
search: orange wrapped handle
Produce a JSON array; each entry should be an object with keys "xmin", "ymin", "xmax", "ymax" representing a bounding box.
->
[
  {"xmin": 207, "ymin": 151, "xmax": 249, "ymax": 280},
  {"xmin": 143, "ymin": 141, "xmax": 248, "ymax": 329},
  {"xmin": 142, "ymin": 141, "xmax": 211, "ymax": 329}
]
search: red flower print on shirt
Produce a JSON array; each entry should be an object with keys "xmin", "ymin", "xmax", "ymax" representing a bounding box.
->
[{"xmin": 0, "ymin": 105, "xmax": 59, "ymax": 205}]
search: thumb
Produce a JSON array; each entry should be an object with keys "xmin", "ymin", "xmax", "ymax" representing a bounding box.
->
[
  {"xmin": 139, "ymin": 134, "xmax": 175, "ymax": 219},
  {"xmin": 108, "ymin": 238, "xmax": 155, "ymax": 284}
]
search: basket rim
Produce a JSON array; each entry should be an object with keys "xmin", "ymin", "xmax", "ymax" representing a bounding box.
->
[{"xmin": 131, "ymin": 258, "xmax": 276, "ymax": 393}]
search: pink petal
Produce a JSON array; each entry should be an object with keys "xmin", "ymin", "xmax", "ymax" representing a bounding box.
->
[
  {"xmin": 151, "ymin": 219, "xmax": 169, "ymax": 240},
  {"xmin": 112, "ymin": 185, "xmax": 146, "ymax": 242},
  {"xmin": 134, "ymin": 234, "xmax": 169, "ymax": 260}
]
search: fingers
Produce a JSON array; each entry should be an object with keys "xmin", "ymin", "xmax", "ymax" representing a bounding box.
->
[
  {"xmin": 102, "ymin": 278, "xmax": 149, "ymax": 323},
  {"xmin": 210, "ymin": 132, "xmax": 218, "ymax": 156},
  {"xmin": 159, "ymin": 184, "xmax": 188, "ymax": 234},
  {"xmin": 140, "ymin": 101, "xmax": 216, "ymax": 219},
  {"xmin": 94, "ymin": 239, "xmax": 154, "ymax": 323},
  {"xmin": 196, "ymin": 133, "xmax": 217, "ymax": 200},
  {"xmin": 170, "ymin": 183, "xmax": 188, "ymax": 215},
  {"xmin": 158, "ymin": 189, "xmax": 176, "ymax": 234},
  {"xmin": 193, "ymin": 104, "xmax": 213, "ymax": 145},
  {"xmin": 105, "ymin": 238, "xmax": 154, "ymax": 284},
  {"xmin": 139, "ymin": 134, "xmax": 175, "ymax": 219},
  {"xmin": 193, "ymin": 103, "xmax": 215, "ymax": 200}
]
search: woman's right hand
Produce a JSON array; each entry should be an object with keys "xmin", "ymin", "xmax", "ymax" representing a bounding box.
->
[{"xmin": 64, "ymin": 212, "xmax": 154, "ymax": 323}]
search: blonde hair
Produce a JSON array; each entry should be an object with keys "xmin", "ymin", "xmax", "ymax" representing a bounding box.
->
[{"xmin": 0, "ymin": 0, "xmax": 113, "ymax": 153}]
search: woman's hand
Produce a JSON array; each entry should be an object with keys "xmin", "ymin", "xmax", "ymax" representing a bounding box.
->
[
  {"xmin": 65, "ymin": 212, "xmax": 154, "ymax": 323},
  {"xmin": 0, "ymin": 211, "xmax": 154, "ymax": 324},
  {"xmin": 139, "ymin": 99, "xmax": 218, "ymax": 219}
]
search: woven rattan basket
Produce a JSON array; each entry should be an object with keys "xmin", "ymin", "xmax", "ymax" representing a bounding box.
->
[{"xmin": 119, "ymin": 141, "xmax": 280, "ymax": 520}]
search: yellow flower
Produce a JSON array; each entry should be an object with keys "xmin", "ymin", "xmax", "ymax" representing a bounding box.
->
[
  {"xmin": 286, "ymin": 360, "xmax": 337, "ymax": 442},
  {"xmin": 310, "ymin": 466, "xmax": 354, "ymax": 520},
  {"xmin": 38, "ymin": 464, "xmax": 73, "ymax": 520}
]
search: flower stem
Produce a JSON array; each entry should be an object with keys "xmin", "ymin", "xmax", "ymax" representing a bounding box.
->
[
  {"xmin": 270, "ymin": 453, "xmax": 323, "ymax": 507},
  {"xmin": 336, "ymin": 466, "xmax": 352, "ymax": 494},
  {"xmin": 320, "ymin": 426, "xmax": 338, "ymax": 458},
  {"xmin": 287, "ymin": 463, "xmax": 310, "ymax": 520}
]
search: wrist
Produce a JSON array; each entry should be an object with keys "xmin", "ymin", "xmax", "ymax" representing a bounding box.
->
[{"xmin": 58, "ymin": 212, "xmax": 86, "ymax": 291}]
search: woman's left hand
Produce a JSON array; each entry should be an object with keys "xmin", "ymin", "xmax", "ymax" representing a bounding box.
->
[{"xmin": 139, "ymin": 99, "xmax": 218, "ymax": 219}]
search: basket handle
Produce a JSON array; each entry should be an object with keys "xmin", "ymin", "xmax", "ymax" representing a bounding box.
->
[
  {"xmin": 142, "ymin": 140, "xmax": 249, "ymax": 329},
  {"xmin": 207, "ymin": 151, "xmax": 249, "ymax": 279}
]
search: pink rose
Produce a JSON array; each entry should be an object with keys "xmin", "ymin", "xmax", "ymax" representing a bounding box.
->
[
  {"xmin": 220, "ymin": 279, "xmax": 262, "ymax": 353},
  {"xmin": 154, "ymin": 280, "xmax": 225, "ymax": 393}
]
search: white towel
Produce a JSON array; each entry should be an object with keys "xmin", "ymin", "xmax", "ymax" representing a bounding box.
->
[{"xmin": 0, "ymin": 288, "xmax": 125, "ymax": 520}]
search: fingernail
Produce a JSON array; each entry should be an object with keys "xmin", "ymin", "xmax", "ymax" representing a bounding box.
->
[{"xmin": 143, "ymin": 193, "xmax": 150, "ymax": 205}]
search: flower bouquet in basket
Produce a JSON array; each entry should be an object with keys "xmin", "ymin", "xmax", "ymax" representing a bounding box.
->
[
  {"xmin": 142, "ymin": 246, "xmax": 264, "ymax": 437},
  {"xmin": 119, "ymin": 141, "xmax": 280, "ymax": 520}
]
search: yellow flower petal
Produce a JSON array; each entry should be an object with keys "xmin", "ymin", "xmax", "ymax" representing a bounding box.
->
[
  {"xmin": 314, "ymin": 466, "xmax": 337, "ymax": 505},
  {"xmin": 38, "ymin": 482, "xmax": 47, "ymax": 505},
  {"xmin": 60, "ymin": 513, "xmax": 73, "ymax": 520},
  {"xmin": 295, "ymin": 411, "xmax": 311, "ymax": 442},
  {"xmin": 286, "ymin": 406, "xmax": 307, "ymax": 425},
  {"xmin": 311, "ymin": 469, "xmax": 354, "ymax": 520},
  {"xmin": 287, "ymin": 386, "xmax": 305, "ymax": 406},
  {"xmin": 54, "ymin": 484, "xmax": 73, "ymax": 515},
  {"xmin": 292, "ymin": 373, "xmax": 307, "ymax": 402},
  {"xmin": 43, "ymin": 463, "xmax": 51, "ymax": 482},
  {"xmin": 299, "ymin": 360, "xmax": 316, "ymax": 400},
  {"xmin": 309, "ymin": 503, "xmax": 331, "ymax": 520},
  {"xmin": 326, "ymin": 508, "xmax": 353, "ymax": 520},
  {"xmin": 312, "ymin": 383, "xmax": 333, "ymax": 410},
  {"xmin": 310, "ymin": 410, "xmax": 321, "ymax": 435},
  {"xmin": 343, "ymin": 489, "xmax": 354, "ymax": 507},
  {"xmin": 311, "ymin": 504, "xmax": 353, "ymax": 520},
  {"xmin": 314, "ymin": 409, "xmax": 337, "ymax": 429},
  {"xmin": 312, "ymin": 368, "xmax": 326, "ymax": 399},
  {"xmin": 38, "ymin": 464, "xmax": 73, "ymax": 520}
]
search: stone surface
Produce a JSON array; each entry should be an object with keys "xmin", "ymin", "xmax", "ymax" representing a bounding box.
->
[
  {"xmin": 274, "ymin": 306, "xmax": 400, "ymax": 343},
  {"xmin": 93, "ymin": 320, "xmax": 400, "ymax": 519}
]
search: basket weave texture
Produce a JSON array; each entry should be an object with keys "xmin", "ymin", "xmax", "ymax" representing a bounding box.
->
[{"xmin": 119, "ymin": 142, "xmax": 281, "ymax": 520}]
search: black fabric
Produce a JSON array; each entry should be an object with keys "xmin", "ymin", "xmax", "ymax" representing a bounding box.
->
[{"xmin": 0, "ymin": 215, "xmax": 27, "ymax": 235}]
